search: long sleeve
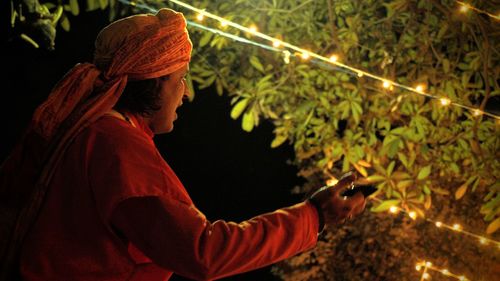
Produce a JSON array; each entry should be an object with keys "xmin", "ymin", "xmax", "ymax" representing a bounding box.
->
[{"xmin": 110, "ymin": 196, "xmax": 319, "ymax": 281}]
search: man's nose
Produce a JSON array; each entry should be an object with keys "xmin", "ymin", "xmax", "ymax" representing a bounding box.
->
[{"xmin": 182, "ymin": 79, "xmax": 191, "ymax": 100}]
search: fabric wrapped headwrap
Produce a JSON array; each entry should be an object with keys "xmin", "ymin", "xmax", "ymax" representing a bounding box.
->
[{"xmin": 0, "ymin": 8, "xmax": 192, "ymax": 279}]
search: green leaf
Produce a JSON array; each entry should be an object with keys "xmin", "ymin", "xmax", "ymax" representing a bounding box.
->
[
  {"xmin": 398, "ymin": 152, "xmax": 409, "ymax": 168},
  {"xmin": 388, "ymin": 139, "xmax": 401, "ymax": 158},
  {"xmin": 371, "ymin": 200, "xmax": 401, "ymax": 212},
  {"xmin": 230, "ymin": 99, "xmax": 249, "ymax": 120},
  {"xmin": 87, "ymin": 0, "xmax": 97, "ymax": 10},
  {"xmin": 455, "ymin": 184, "xmax": 468, "ymax": 200},
  {"xmin": 486, "ymin": 217, "xmax": 500, "ymax": 234},
  {"xmin": 396, "ymin": 180, "xmax": 413, "ymax": 189},
  {"xmin": 99, "ymin": 0, "xmax": 108, "ymax": 9},
  {"xmin": 242, "ymin": 111, "xmax": 254, "ymax": 132},
  {"xmin": 417, "ymin": 165, "xmax": 431, "ymax": 180},
  {"xmin": 199, "ymin": 32, "xmax": 213, "ymax": 47},
  {"xmin": 386, "ymin": 161, "xmax": 396, "ymax": 176},
  {"xmin": 60, "ymin": 15, "xmax": 70, "ymax": 32},
  {"xmin": 271, "ymin": 135, "xmax": 288, "ymax": 148},
  {"xmin": 69, "ymin": 0, "xmax": 79, "ymax": 15},
  {"xmin": 249, "ymin": 56, "xmax": 265, "ymax": 73}
]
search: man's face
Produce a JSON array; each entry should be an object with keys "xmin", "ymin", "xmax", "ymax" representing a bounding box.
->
[{"xmin": 147, "ymin": 64, "xmax": 190, "ymax": 134}]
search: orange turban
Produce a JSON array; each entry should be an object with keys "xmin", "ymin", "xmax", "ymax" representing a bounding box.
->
[
  {"xmin": 0, "ymin": 9, "xmax": 192, "ymax": 276},
  {"xmin": 94, "ymin": 8, "xmax": 192, "ymax": 80}
]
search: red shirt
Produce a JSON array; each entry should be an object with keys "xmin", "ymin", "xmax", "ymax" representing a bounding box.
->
[{"xmin": 20, "ymin": 115, "xmax": 319, "ymax": 281}]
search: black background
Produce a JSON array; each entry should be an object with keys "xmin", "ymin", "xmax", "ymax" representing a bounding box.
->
[{"xmin": 2, "ymin": 7, "xmax": 305, "ymax": 281}]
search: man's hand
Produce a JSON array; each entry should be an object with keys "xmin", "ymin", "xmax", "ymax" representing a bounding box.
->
[{"xmin": 308, "ymin": 172, "xmax": 367, "ymax": 228}]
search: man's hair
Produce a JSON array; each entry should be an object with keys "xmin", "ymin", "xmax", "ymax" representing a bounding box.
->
[{"xmin": 114, "ymin": 75, "xmax": 169, "ymax": 117}]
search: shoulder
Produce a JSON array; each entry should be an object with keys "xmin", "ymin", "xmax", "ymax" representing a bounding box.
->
[{"xmin": 86, "ymin": 115, "xmax": 156, "ymax": 154}]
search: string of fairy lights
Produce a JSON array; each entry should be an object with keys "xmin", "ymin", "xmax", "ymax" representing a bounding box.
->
[
  {"xmin": 368, "ymin": 196, "xmax": 500, "ymax": 250},
  {"xmin": 161, "ymin": 0, "xmax": 500, "ymax": 120},
  {"xmin": 319, "ymin": 179, "xmax": 500, "ymax": 251},
  {"xmin": 119, "ymin": 0, "xmax": 500, "ymax": 250},
  {"xmin": 120, "ymin": 0, "xmax": 500, "ymax": 121},
  {"xmin": 455, "ymin": 0, "xmax": 500, "ymax": 21},
  {"xmin": 416, "ymin": 260, "xmax": 470, "ymax": 281}
]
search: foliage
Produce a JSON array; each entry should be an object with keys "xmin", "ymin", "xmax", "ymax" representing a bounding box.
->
[
  {"xmin": 9, "ymin": 0, "xmax": 117, "ymax": 49},
  {"xmin": 10, "ymin": 0, "xmax": 500, "ymax": 279},
  {"xmin": 137, "ymin": 0, "xmax": 500, "ymax": 233}
]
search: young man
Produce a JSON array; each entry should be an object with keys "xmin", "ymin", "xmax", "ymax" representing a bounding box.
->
[{"xmin": 0, "ymin": 8, "xmax": 366, "ymax": 281}]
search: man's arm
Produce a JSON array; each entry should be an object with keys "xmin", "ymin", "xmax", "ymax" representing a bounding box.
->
[{"xmin": 110, "ymin": 196, "xmax": 319, "ymax": 281}]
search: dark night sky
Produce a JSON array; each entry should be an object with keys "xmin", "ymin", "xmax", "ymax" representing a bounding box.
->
[{"xmin": 2, "ymin": 7, "xmax": 305, "ymax": 281}]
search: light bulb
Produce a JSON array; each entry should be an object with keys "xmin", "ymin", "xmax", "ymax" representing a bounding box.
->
[
  {"xmin": 453, "ymin": 223, "xmax": 461, "ymax": 230},
  {"xmin": 416, "ymin": 265, "xmax": 422, "ymax": 271},
  {"xmin": 442, "ymin": 269, "xmax": 449, "ymax": 275},
  {"xmin": 383, "ymin": 80, "xmax": 391, "ymax": 88},
  {"xmin": 329, "ymin": 54, "xmax": 338, "ymax": 62},
  {"xmin": 389, "ymin": 206, "xmax": 399, "ymax": 213},
  {"xmin": 473, "ymin": 109, "xmax": 482, "ymax": 116},
  {"xmin": 440, "ymin": 98, "xmax": 451, "ymax": 106},
  {"xmin": 283, "ymin": 50, "xmax": 291, "ymax": 64},
  {"xmin": 301, "ymin": 52, "xmax": 310, "ymax": 60},
  {"xmin": 415, "ymin": 85, "xmax": 425, "ymax": 92},
  {"xmin": 196, "ymin": 13, "xmax": 204, "ymax": 21},
  {"xmin": 249, "ymin": 25, "xmax": 258, "ymax": 33},
  {"xmin": 220, "ymin": 20, "xmax": 228, "ymax": 27},
  {"xmin": 435, "ymin": 221, "xmax": 442, "ymax": 227},
  {"xmin": 426, "ymin": 262, "xmax": 432, "ymax": 267},
  {"xmin": 272, "ymin": 40, "xmax": 281, "ymax": 47},
  {"xmin": 409, "ymin": 211, "xmax": 417, "ymax": 220},
  {"xmin": 479, "ymin": 237, "xmax": 487, "ymax": 244},
  {"xmin": 459, "ymin": 4, "xmax": 469, "ymax": 13},
  {"xmin": 326, "ymin": 178, "xmax": 338, "ymax": 186},
  {"xmin": 357, "ymin": 72, "xmax": 364, "ymax": 77},
  {"xmin": 423, "ymin": 272, "xmax": 430, "ymax": 279}
]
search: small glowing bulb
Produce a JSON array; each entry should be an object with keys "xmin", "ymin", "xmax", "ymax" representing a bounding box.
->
[
  {"xmin": 442, "ymin": 269, "xmax": 449, "ymax": 275},
  {"xmin": 283, "ymin": 50, "xmax": 291, "ymax": 64},
  {"xmin": 459, "ymin": 4, "xmax": 469, "ymax": 13},
  {"xmin": 459, "ymin": 276, "xmax": 466, "ymax": 281},
  {"xmin": 220, "ymin": 20, "xmax": 228, "ymax": 27},
  {"xmin": 435, "ymin": 221, "xmax": 442, "ymax": 227},
  {"xmin": 415, "ymin": 85, "xmax": 425, "ymax": 92},
  {"xmin": 389, "ymin": 206, "xmax": 399, "ymax": 213},
  {"xmin": 329, "ymin": 54, "xmax": 338, "ymax": 62},
  {"xmin": 440, "ymin": 98, "xmax": 451, "ymax": 106},
  {"xmin": 301, "ymin": 52, "xmax": 310, "ymax": 60},
  {"xmin": 326, "ymin": 178, "xmax": 338, "ymax": 186},
  {"xmin": 357, "ymin": 72, "xmax": 364, "ymax": 77},
  {"xmin": 383, "ymin": 80, "xmax": 391, "ymax": 88},
  {"xmin": 409, "ymin": 211, "xmax": 417, "ymax": 220},
  {"xmin": 249, "ymin": 25, "xmax": 258, "ymax": 33},
  {"xmin": 196, "ymin": 13, "xmax": 205, "ymax": 21},
  {"xmin": 479, "ymin": 237, "xmax": 487, "ymax": 244},
  {"xmin": 426, "ymin": 262, "xmax": 432, "ymax": 267},
  {"xmin": 416, "ymin": 265, "xmax": 422, "ymax": 271},
  {"xmin": 272, "ymin": 40, "xmax": 281, "ymax": 47},
  {"xmin": 453, "ymin": 223, "xmax": 461, "ymax": 230},
  {"xmin": 473, "ymin": 109, "xmax": 482, "ymax": 116},
  {"xmin": 423, "ymin": 272, "xmax": 430, "ymax": 279}
]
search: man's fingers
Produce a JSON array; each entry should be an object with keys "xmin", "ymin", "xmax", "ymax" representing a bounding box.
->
[
  {"xmin": 333, "ymin": 172, "xmax": 357, "ymax": 197},
  {"xmin": 348, "ymin": 192, "xmax": 366, "ymax": 216},
  {"xmin": 352, "ymin": 198, "xmax": 366, "ymax": 216}
]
